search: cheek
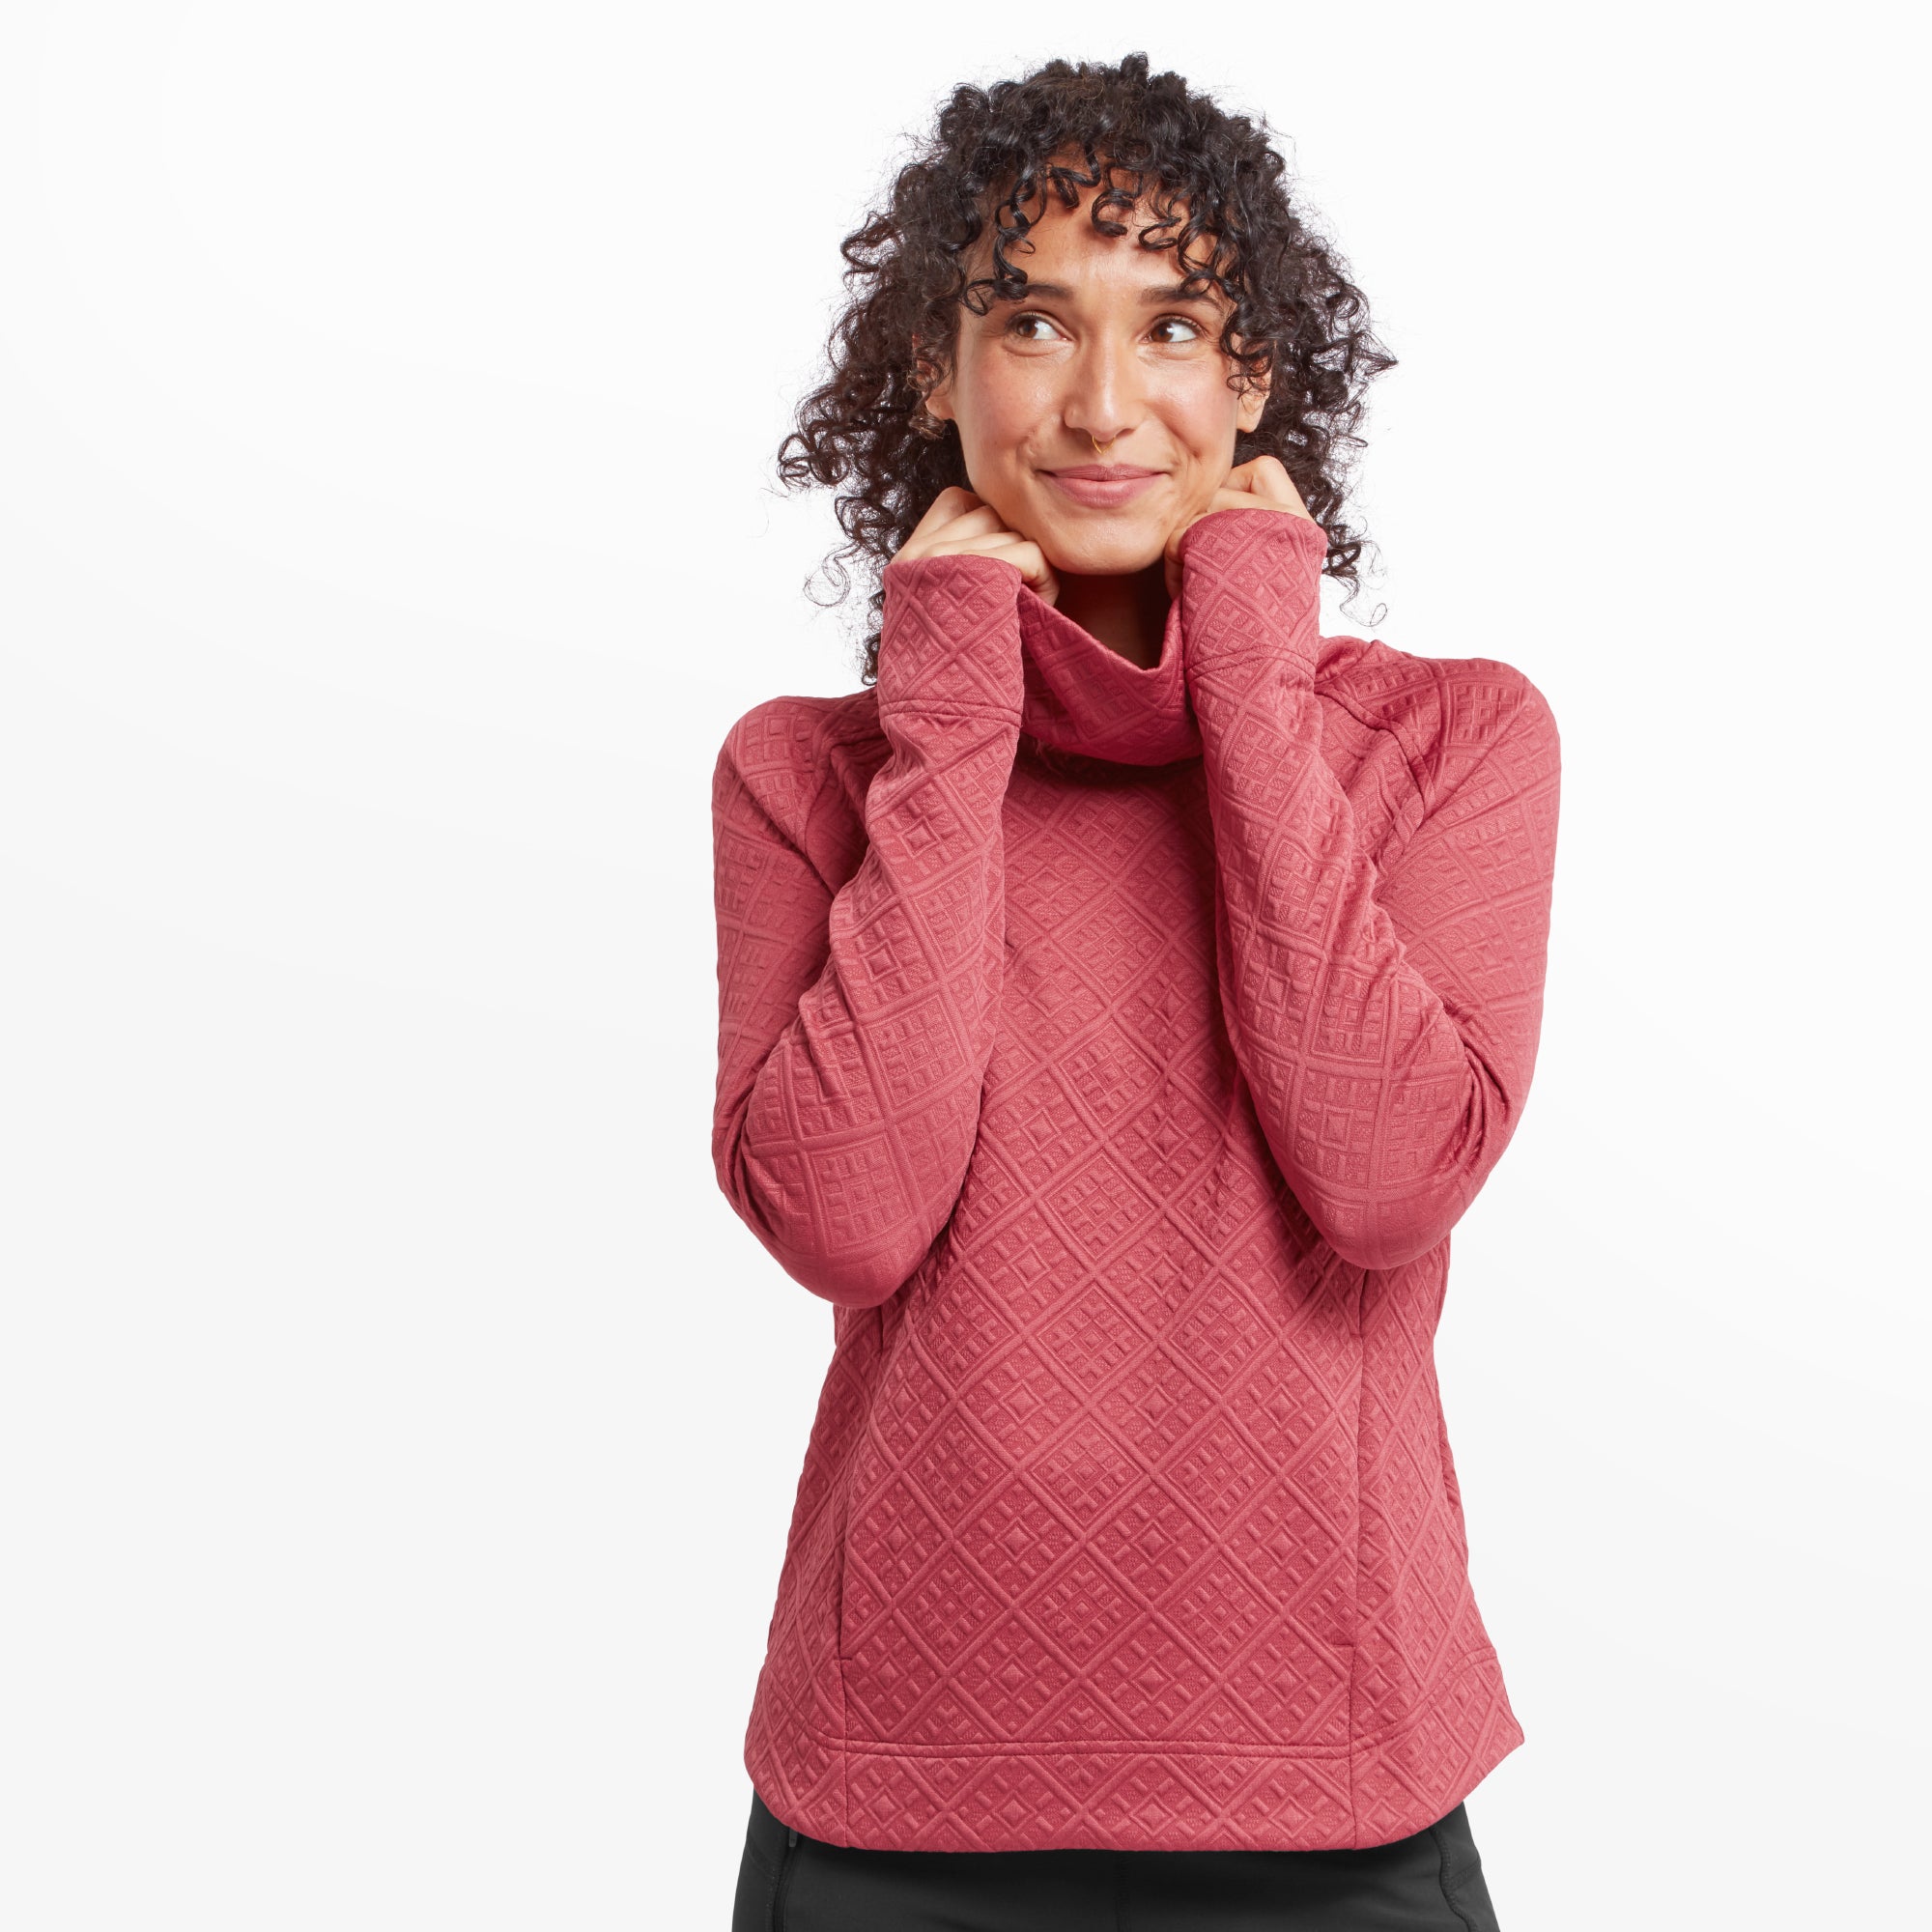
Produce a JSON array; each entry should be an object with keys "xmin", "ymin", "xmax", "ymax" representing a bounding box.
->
[
  {"xmin": 963, "ymin": 377, "xmax": 1052, "ymax": 464},
  {"xmin": 949, "ymin": 344, "xmax": 1055, "ymax": 455},
  {"xmin": 1164, "ymin": 367, "xmax": 1245, "ymax": 458}
]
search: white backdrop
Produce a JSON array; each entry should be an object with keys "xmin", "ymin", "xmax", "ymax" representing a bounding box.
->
[{"xmin": 3, "ymin": 4, "xmax": 1926, "ymax": 1926}]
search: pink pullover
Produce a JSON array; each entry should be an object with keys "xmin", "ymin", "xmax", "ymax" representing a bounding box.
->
[{"xmin": 710, "ymin": 507, "xmax": 1561, "ymax": 1852}]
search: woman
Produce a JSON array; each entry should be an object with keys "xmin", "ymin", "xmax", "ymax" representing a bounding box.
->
[{"xmin": 713, "ymin": 52, "xmax": 1557, "ymax": 1932}]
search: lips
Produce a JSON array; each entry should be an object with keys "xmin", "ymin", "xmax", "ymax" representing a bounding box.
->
[{"xmin": 1042, "ymin": 464, "xmax": 1165, "ymax": 507}]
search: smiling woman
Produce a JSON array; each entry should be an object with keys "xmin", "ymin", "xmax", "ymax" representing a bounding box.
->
[
  {"xmin": 715, "ymin": 50, "xmax": 1558, "ymax": 1932},
  {"xmin": 915, "ymin": 219, "xmax": 1286, "ymax": 655},
  {"xmin": 778, "ymin": 53, "xmax": 1395, "ymax": 684}
]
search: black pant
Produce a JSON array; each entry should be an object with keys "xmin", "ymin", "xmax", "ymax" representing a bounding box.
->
[{"xmin": 731, "ymin": 1788, "xmax": 1502, "ymax": 1931}]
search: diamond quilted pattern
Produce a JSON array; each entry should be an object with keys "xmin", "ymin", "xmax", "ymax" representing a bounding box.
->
[{"xmin": 716, "ymin": 510, "xmax": 1559, "ymax": 1849}]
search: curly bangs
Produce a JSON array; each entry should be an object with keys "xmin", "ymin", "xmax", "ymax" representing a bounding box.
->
[{"xmin": 777, "ymin": 50, "xmax": 1397, "ymax": 682}]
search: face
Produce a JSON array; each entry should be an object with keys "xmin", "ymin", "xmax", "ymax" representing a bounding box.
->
[{"xmin": 921, "ymin": 176, "xmax": 1267, "ymax": 578}]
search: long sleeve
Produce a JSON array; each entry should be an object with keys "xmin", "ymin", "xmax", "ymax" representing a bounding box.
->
[
  {"xmin": 710, "ymin": 552, "xmax": 1027, "ymax": 1306},
  {"xmin": 1179, "ymin": 507, "xmax": 1561, "ymax": 1271}
]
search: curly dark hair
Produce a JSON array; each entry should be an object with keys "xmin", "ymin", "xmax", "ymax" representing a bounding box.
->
[{"xmin": 776, "ymin": 50, "xmax": 1398, "ymax": 683}]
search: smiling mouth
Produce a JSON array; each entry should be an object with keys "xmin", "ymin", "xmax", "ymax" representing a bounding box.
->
[{"xmin": 1041, "ymin": 465, "xmax": 1165, "ymax": 506}]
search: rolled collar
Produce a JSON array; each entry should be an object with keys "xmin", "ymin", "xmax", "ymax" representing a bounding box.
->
[{"xmin": 1013, "ymin": 585, "xmax": 1202, "ymax": 766}]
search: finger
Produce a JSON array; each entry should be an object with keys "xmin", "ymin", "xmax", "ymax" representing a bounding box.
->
[
  {"xmin": 923, "ymin": 526, "xmax": 1028, "ymax": 561},
  {"xmin": 1008, "ymin": 540, "xmax": 1059, "ymax": 602},
  {"xmin": 1196, "ymin": 489, "xmax": 1255, "ymax": 520},
  {"xmin": 898, "ymin": 508, "xmax": 1014, "ymax": 565},
  {"xmin": 1244, "ymin": 455, "xmax": 1299, "ymax": 506},
  {"xmin": 1219, "ymin": 457, "xmax": 1302, "ymax": 513},
  {"xmin": 945, "ymin": 503, "xmax": 1009, "ymax": 534},
  {"xmin": 926, "ymin": 531, "xmax": 1057, "ymax": 600},
  {"xmin": 907, "ymin": 487, "xmax": 987, "ymax": 541},
  {"xmin": 1206, "ymin": 481, "xmax": 1299, "ymax": 522}
]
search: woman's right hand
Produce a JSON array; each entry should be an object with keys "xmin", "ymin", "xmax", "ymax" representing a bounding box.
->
[{"xmin": 890, "ymin": 488, "xmax": 1061, "ymax": 606}]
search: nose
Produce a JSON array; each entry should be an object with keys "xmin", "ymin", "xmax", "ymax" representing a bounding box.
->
[{"xmin": 1062, "ymin": 330, "xmax": 1144, "ymax": 449}]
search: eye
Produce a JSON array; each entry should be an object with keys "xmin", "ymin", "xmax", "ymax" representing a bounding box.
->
[
  {"xmin": 1151, "ymin": 315, "xmax": 1206, "ymax": 345},
  {"xmin": 1006, "ymin": 311, "xmax": 1064, "ymax": 342}
]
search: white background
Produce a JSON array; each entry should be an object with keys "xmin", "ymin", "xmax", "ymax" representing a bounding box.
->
[{"xmin": 3, "ymin": 3, "xmax": 1926, "ymax": 1926}]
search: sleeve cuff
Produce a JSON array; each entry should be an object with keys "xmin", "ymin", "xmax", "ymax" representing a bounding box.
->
[
  {"xmin": 1178, "ymin": 509, "xmax": 1326, "ymax": 684},
  {"xmin": 1178, "ymin": 504, "xmax": 1326, "ymax": 575},
  {"xmin": 877, "ymin": 550, "xmax": 1027, "ymax": 720}
]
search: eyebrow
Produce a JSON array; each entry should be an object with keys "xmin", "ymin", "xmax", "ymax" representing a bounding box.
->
[{"xmin": 993, "ymin": 280, "xmax": 1219, "ymax": 306}]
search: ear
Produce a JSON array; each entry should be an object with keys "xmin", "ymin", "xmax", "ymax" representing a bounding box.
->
[
  {"xmin": 913, "ymin": 336, "xmax": 954, "ymax": 422},
  {"xmin": 1236, "ymin": 370, "xmax": 1270, "ymax": 434}
]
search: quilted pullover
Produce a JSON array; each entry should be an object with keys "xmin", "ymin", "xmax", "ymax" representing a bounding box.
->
[{"xmin": 710, "ymin": 507, "xmax": 1561, "ymax": 1853}]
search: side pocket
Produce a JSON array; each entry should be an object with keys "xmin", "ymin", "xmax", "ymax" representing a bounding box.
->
[
  {"xmin": 834, "ymin": 1301, "xmax": 900, "ymax": 1666},
  {"xmin": 1428, "ymin": 1804, "xmax": 1501, "ymax": 1932},
  {"xmin": 831, "ymin": 1438, "xmax": 860, "ymax": 1665},
  {"xmin": 732, "ymin": 1796, "xmax": 803, "ymax": 1932},
  {"xmin": 728, "ymin": 1837, "xmax": 771, "ymax": 1932},
  {"xmin": 770, "ymin": 1824, "xmax": 801, "ymax": 1931}
]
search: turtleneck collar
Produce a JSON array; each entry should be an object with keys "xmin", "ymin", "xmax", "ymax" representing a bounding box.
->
[{"xmin": 1014, "ymin": 583, "xmax": 1202, "ymax": 766}]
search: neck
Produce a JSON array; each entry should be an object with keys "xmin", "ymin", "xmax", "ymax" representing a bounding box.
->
[{"xmin": 1050, "ymin": 561, "xmax": 1172, "ymax": 669}]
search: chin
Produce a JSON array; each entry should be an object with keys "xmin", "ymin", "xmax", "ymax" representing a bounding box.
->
[{"xmin": 1037, "ymin": 523, "xmax": 1166, "ymax": 578}]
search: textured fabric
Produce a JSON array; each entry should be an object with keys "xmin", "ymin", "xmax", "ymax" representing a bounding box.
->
[
  {"xmin": 710, "ymin": 507, "xmax": 1561, "ymax": 1853},
  {"xmin": 730, "ymin": 1786, "xmax": 1502, "ymax": 1931}
]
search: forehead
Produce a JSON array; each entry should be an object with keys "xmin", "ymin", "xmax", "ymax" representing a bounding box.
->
[{"xmin": 967, "ymin": 176, "xmax": 1223, "ymax": 298}]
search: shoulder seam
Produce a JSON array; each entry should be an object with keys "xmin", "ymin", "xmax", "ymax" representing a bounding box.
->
[
  {"xmin": 719, "ymin": 688, "xmax": 889, "ymax": 862},
  {"xmin": 1336, "ymin": 657, "xmax": 1539, "ymax": 807}
]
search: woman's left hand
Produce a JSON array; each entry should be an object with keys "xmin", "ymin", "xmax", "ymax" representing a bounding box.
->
[{"xmin": 1163, "ymin": 455, "xmax": 1316, "ymax": 601}]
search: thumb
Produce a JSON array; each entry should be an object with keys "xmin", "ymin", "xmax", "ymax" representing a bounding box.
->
[
  {"xmin": 1022, "ymin": 543, "xmax": 1061, "ymax": 607},
  {"xmin": 1163, "ymin": 513, "xmax": 1200, "ymax": 599}
]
